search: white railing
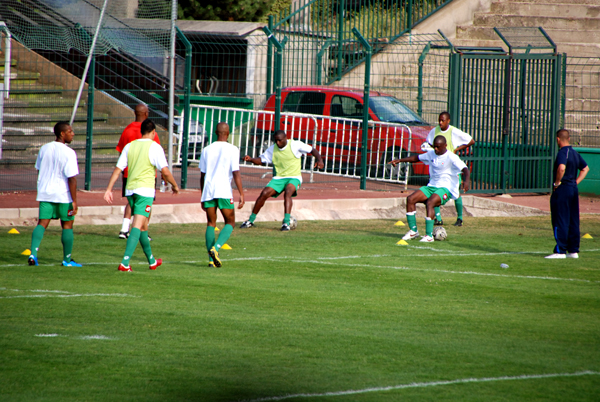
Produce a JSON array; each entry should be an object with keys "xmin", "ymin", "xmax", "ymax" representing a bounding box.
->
[{"xmin": 175, "ymin": 105, "xmax": 414, "ymax": 187}]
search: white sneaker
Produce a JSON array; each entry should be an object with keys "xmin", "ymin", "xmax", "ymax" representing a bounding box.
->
[
  {"xmin": 566, "ymin": 252, "xmax": 579, "ymax": 259},
  {"xmin": 402, "ymin": 230, "xmax": 419, "ymax": 241},
  {"xmin": 545, "ymin": 253, "xmax": 566, "ymax": 259},
  {"xmin": 420, "ymin": 235, "xmax": 434, "ymax": 242}
]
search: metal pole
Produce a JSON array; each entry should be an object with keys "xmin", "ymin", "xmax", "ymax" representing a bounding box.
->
[
  {"xmin": 69, "ymin": 0, "xmax": 108, "ymax": 126},
  {"xmin": 266, "ymin": 15, "xmax": 273, "ymax": 94},
  {"xmin": 262, "ymin": 27, "xmax": 285, "ymax": 130},
  {"xmin": 168, "ymin": 0, "xmax": 177, "ymax": 177},
  {"xmin": 337, "ymin": 0, "xmax": 345, "ymax": 81},
  {"xmin": 352, "ymin": 28, "xmax": 371, "ymax": 190},
  {"xmin": 177, "ymin": 27, "xmax": 192, "ymax": 189},
  {"xmin": 0, "ymin": 22, "xmax": 11, "ymax": 99},
  {"xmin": 84, "ymin": 55, "xmax": 95, "ymax": 190}
]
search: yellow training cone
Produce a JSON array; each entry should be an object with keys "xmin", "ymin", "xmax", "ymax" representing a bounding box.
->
[
  {"xmin": 582, "ymin": 233, "xmax": 593, "ymax": 239},
  {"xmin": 221, "ymin": 244, "xmax": 232, "ymax": 250},
  {"xmin": 396, "ymin": 239, "xmax": 408, "ymax": 246},
  {"xmin": 394, "ymin": 221, "xmax": 405, "ymax": 226},
  {"xmin": 214, "ymin": 227, "xmax": 220, "ymax": 232},
  {"xmin": 21, "ymin": 249, "xmax": 31, "ymax": 256},
  {"xmin": 8, "ymin": 228, "xmax": 20, "ymax": 234}
]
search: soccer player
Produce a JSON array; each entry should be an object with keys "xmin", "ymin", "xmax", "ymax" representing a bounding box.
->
[
  {"xmin": 390, "ymin": 135, "xmax": 470, "ymax": 242},
  {"xmin": 546, "ymin": 129, "xmax": 589, "ymax": 259},
  {"xmin": 199, "ymin": 122, "xmax": 245, "ymax": 267},
  {"xmin": 28, "ymin": 121, "xmax": 82, "ymax": 267},
  {"xmin": 425, "ymin": 111, "xmax": 475, "ymax": 227},
  {"xmin": 115, "ymin": 104, "xmax": 161, "ymax": 240},
  {"xmin": 240, "ymin": 130, "xmax": 324, "ymax": 231},
  {"xmin": 104, "ymin": 119, "xmax": 179, "ymax": 271}
]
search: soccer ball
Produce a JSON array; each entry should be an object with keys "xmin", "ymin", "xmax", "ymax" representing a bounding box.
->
[
  {"xmin": 289, "ymin": 216, "xmax": 298, "ymax": 230},
  {"xmin": 432, "ymin": 226, "xmax": 447, "ymax": 241}
]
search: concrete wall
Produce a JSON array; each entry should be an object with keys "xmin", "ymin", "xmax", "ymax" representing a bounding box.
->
[{"xmin": 412, "ymin": 0, "xmax": 493, "ymax": 37}]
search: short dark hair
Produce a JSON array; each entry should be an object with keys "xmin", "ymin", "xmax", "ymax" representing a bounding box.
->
[
  {"xmin": 439, "ymin": 111, "xmax": 451, "ymax": 120},
  {"xmin": 273, "ymin": 130, "xmax": 286, "ymax": 139},
  {"xmin": 141, "ymin": 119, "xmax": 156, "ymax": 135},
  {"xmin": 433, "ymin": 135, "xmax": 447, "ymax": 145},
  {"xmin": 557, "ymin": 129, "xmax": 570, "ymax": 141},
  {"xmin": 54, "ymin": 121, "xmax": 70, "ymax": 138}
]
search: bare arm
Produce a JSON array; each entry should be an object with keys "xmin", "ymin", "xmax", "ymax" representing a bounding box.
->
[
  {"xmin": 68, "ymin": 176, "xmax": 78, "ymax": 215},
  {"xmin": 103, "ymin": 167, "xmax": 123, "ymax": 204},
  {"xmin": 160, "ymin": 167, "xmax": 180, "ymax": 194},
  {"xmin": 310, "ymin": 148, "xmax": 325, "ymax": 170},
  {"xmin": 243, "ymin": 155, "xmax": 264, "ymax": 165},
  {"xmin": 232, "ymin": 170, "xmax": 245, "ymax": 209},
  {"xmin": 454, "ymin": 139, "xmax": 475, "ymax": 154},
  {"xmin": 389, "ymin": 154, "xmax": 421, "ymax": 166},
  {"xmin": 576, "ymin": 166, "xmax": 590, "ymax": 185},
  {"xmin": 553, "ymin": 164, "xmax": 566, "ymax": 188},
  {"xmin": 461, "ymin": 167, "xmax": 470, "ymax": 192}
]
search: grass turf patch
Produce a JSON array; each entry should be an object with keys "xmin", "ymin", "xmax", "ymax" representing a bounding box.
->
[{"xmin": 0, "ymin": 216, "xmax": 599, "ymax": 401}]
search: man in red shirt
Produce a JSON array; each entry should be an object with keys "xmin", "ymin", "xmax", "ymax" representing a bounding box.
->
[{"xmin": 116, "ymin": 104, "xmax": 162, "ymax": 239}]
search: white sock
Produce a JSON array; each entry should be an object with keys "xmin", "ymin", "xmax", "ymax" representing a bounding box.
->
[{"xmin": 121, "ymin": 218, "xmax": 131, "ymax": 233}]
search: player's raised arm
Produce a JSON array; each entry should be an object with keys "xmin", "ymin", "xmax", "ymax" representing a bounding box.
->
[{"xmin": 389, "ymin": 154, "xmax": 420, "ymax": 166}]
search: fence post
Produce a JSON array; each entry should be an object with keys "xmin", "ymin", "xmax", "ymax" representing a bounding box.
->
[
  {"xmin": 501, "ymin": 55, "xmax": 513, "ymax": 194},
  {"xmin": 417, "ymin": 42, "xmax": 432, "ymax": 117},
  {"xmin": 84, "ymin": 55, "xmax": 95, "ymax": 191},
  {"xmin": 262, "ymin": 27, "xmax": 285, "ymax": 130},
  {"xmin": 177, "ymin": 27, "xmax": 192, "ymax": 189},
  {"xmin": 352, "ymin": 28, "xmax": 372, "ymax": 190},
  {"xmin": 266, "ymin": 15, "xmax": 273, "ymax": 95},
  {"xmin": 337, "ymin": 0, "xmax": 345, "ymax": 81},
  {"xmin": 406, "ymin": 0, "xmax": 413, "ymax": 31}
]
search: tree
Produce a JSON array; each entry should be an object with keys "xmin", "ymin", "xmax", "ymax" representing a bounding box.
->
[{"xmin": 178, "ymin": 0, "xmax": 274, "ymax": 22}]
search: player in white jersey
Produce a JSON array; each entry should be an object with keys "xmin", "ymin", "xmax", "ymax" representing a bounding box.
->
[
  {"xmin": 389, "ymin": 135, "xmax": 470, "ymax": 242},
  {"xmin": 424, "ymin": 111, "xmax": 475, "ymax": 227},
  {"xmin": 199, "ymin": 122, "xmax": 245, "ymax": 267},
  {"xmin": 28, "ymin": 122, "xmax": 81, "ymax": 267}
]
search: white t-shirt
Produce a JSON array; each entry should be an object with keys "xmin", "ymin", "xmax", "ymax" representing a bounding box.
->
[
  {"xmin": 419, "ymin": 150, "xmax": 467, "ymax": 199},
  {"xmin": 116, "ymin": 139, "xmax": 169, "ymax": 198},
  {"xmin": 35, "ymin": 141, "xmax": 79, "ymax": 203},
  {"xmin": 199, "ymin": 141, "xmax": 240, "ymax": 202},
  {"xmin": 426, "ymin": 125, "xmax": 473, "ymax": 150},
  {"xmin": 260, "ymin": 140, "xmax": 313, "ymax": 182}
]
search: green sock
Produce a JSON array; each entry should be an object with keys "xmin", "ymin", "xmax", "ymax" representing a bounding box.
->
[
  {"xmin": 121, "ymin": 228, "xmax": 140, "ymax": 266},
  {"xmin": 205, "ymin": 226, "xmax": 216, "ymax": 254},
  {"xmin": 283, "ymin": 213, "xmax": 291, "ymax": 225},
  {"xmin": 434, "ymin": 207, "xmax": 442, "ymax": 221},
  {"xmin": 249, "ymin": 213, "xmax": 257, "ymax": 223},
  {"xmin": 30, "ymin": 225, "xmax": 45, "ymax": 258},
  {"xmin": 215, "ymin": 224, "xmax": 233, "ymax": 250},
  {"xmin": 425, "ymin": 218, "xmax": 434, "ymax": 237},
  {"xmin": 61, "ymin": 228, "xmax": 74, "ymax": 262},
  {"xmin": 406, "ymin": 213, "xmax": 417, "ymax": 232},
  {"xmin": 139, "ymin": 231, "xmax": 156, "ymax": 265},
  {"xmin": 455, "ymin": 196, "xmax": 464, "ymax": 220}
]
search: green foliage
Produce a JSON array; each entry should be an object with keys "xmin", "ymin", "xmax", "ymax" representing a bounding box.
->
[
  {"xmin": 1, "ymin": 217, "xmax": 600, "ymax": 400},
  {"xmin": 178, "ymin": 0, "xmax": 274, "ymax": 22}
]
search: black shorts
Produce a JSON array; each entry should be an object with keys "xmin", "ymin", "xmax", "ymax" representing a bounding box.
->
[{"xmin": 122, "ymin": 175, "xmax": 157, "ymax": 200}]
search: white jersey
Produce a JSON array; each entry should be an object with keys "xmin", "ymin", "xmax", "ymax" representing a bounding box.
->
[
  {"xmin": 419, "ymin": 150, "xmax": 467, "ymax": 199},
  {"xmin": 199, "ymin": 141, "xmax": 240, "ymax": 202},
  {"xmin": 35, "ymin": 141, "xmax": 79, "ymax": 203},
  {"xmin": 117, "ymin": 139, "xmax": 168, "ymax": 198},
  {"xmin": 426, "ymin": 125, "xmax": 473, "ymax": 150},
  {"xmin": 260, "ymin": 140, "xmax": 312, "ymax": 182}
]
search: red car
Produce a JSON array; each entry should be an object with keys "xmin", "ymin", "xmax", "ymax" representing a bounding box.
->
[{"xmin": 251, "ymin": 86, "xmax": 432, "ymax": 179}]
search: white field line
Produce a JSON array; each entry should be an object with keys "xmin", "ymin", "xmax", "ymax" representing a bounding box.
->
[
  {"xmin": 241, "ymin": 371, "xmax": 600, "ymax": 402},
  {"xmin": 35, "ymin": 334, "xmax": 115, "ymax": 340},
  {"xmin": 0, "ymin": 287, "xmax": 138, "ymax": 299}
]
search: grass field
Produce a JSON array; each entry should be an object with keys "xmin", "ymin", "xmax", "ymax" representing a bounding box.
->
[{"xmin": 1, "ymin": 216, "xmax": 600, "ymax": 401}]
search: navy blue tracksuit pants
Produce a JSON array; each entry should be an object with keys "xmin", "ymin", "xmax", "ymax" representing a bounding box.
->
[{"xmin": 550, "ymin": 184, "xmax": 580, "ymax": 254}]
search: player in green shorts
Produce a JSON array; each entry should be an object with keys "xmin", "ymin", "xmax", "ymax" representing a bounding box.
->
[
  {"xmin": 199, "ymin": 122, "xmax": 245, "ymax": 267},
  {"xmin": 29, "ymin": 121, "xmax": 82, "ymax": 267},
  {"xmin": 104, "ymin": 119, "xmax": 179, "ymax": 271},
  {"xmin": 240, "ymin": 130, "xmax": 324, "ymax": 231},
  {"xmin": 390, "ymin": 135, "xmax": 470, "ymax": 242}
]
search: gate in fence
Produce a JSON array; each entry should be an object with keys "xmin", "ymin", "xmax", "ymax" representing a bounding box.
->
[{"xmin": 445, "ymin": 27, "xmax": 563, "ymax": 194}]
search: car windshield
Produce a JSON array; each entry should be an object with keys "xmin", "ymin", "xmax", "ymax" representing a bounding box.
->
[{"xmin": 369, "ymin": 96, "xmax": 427, "ymax": 125}]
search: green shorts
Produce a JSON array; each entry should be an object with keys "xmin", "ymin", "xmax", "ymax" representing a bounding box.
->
[
  {"xmin": 203, "ymin": 198, "xmax": 235, "ymax": 210},
  {"xmin": 127, "ymin": 194, "xmax": 154, "ymax": 218},
  {"xmin": 39, "ymin": 201, "xmax": 75, "ymax": 221},
  {"xmin": 267, "ymin": 178, "xmax": 301, "ymax": 198},
  {"xmin": 419, "ymin": 186, "xmax": 452, "ymax": 206}
]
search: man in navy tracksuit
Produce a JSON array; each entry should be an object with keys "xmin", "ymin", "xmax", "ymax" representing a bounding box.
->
[{"xmin": 546, "ymin": 129, "xmax": 590, "ymax": 259}]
